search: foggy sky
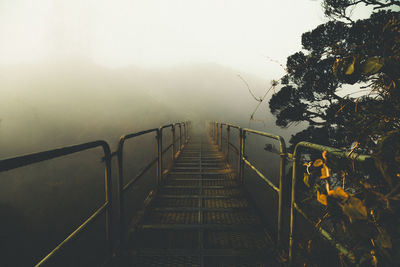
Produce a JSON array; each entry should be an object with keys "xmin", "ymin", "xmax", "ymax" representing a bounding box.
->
[
  {"xmin": 0, "ymin": 0, "xmax": 374, "ymax": 156},
  {"xmin": 0, "ymin": 0, "xmax": 372, "ymax": 79}
]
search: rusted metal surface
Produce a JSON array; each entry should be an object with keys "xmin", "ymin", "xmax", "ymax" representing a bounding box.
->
[
  {"xmin": 0, "ymin": 140, "xmax": 113, "ymax": 266},
  {"xmin": 210, "ymin": 122, "xmax": 287, "ymax": 249}
]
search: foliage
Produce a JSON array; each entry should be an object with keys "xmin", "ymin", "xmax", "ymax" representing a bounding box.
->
[{"xmin": 269, "ymin": 1, "xmax": 400, "ymax": 265}]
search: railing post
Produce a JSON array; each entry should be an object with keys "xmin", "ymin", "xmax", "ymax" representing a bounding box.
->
[
  {"xmin": 184, "ymin": 122, "xmax": 188, "ymax": 143},
  {"xmin": 215, "ymin": 122, "xmax": 218, "ymax": 144},
  {"xmin": 219, "ymin": 123, "xmax": 223, "ymax": 151},
  {"xmin": 215, "ymin": 123, "xmax": 218, "ymax": 146},
  {"xmin": 289, "ymin": 152, "xmax": 298, "ymax": 265},
  {"xmin": 172, "ymin": 125, "xmax": 176, "ymax": 160},
  {"xmin": 240, "ymin": 130, "xmax": 246, "ymax": 184},
  {"xmin": 213, "ymin": 122, "xmax": 216, "ymax": 141},
  {"xmin": 156, "ymin": 127, "xmax": 163, "ymax": 185},
  {"xmin": 104, "ymin": 149, "xmax": 113, "ymax": 259},
  {"xmin": 238, "ymin": 128, "xmax": 242, "ymax": 181},
  {"xmin": 179, "ymin": 123, "xmax": 182, "ymax": 150},
  {"xmin": 187, "ymin": 121, "xmax": 190, "ymax": 141},
  {"xmin": 277, "ymin": 137, "xmax": 287, "ymax": 249},
  {"xmin": 117, "ymin": 138, "xmax": 125, "ymax": 246},
  {"xmin": 226, "ymin": 125, "xmax": 230, "ymax": 162},
  {"xmin": 182, "ymin": 122, "xmax": 186, "ymax": 145}
]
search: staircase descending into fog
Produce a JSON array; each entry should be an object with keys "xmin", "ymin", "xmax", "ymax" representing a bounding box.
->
[
  {"xmin": 0, "ymin": 121, "xmax": 368, "ymax": 266},
  {"xmin": 109, "ymin": 133, "xmax": 277, "ymax": 267}
]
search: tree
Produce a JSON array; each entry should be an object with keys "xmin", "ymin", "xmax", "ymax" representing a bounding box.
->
[
  {"xmin": 269, "ymin": 1, "xmax": 400, "ymax": 265},
  {"xmin": 270, "ymin": 1, "xmax": 399, "ymax": 151}
]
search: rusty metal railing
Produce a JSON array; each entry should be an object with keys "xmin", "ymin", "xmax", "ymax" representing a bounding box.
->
[
  {"xmin": 0, "ymin": 121, "xmax": 190, "ymax": 266},
  {"xmin": 116, "ymin": 122, "xmax": 190, "ymax": 245},
  {"xmin": 209, "ymin": 121, "xmax": 373, "ymax": 266},
  {"xmin": 289, "ymin": 141, "xmax": 372, "ymax": 265},
  {"xmin": 209, "ymin": 122, "xmax": 287, "ymax": 248},
  {"xmin": 0, "ymin": 141, "xmax": 113, "ymax": 267}
]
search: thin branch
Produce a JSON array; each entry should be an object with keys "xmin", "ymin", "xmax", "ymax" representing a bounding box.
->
[
  {"xmin": 249, "ymin": 82, "xmax": 276, "ymax": 120},
  {"xmin": 237, "ymin": 74, "xmax": 262, "ymax": 102}
]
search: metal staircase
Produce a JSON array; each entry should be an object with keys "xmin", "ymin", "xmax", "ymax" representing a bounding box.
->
[
  {"xmin": 0, "ymin": 121, "xmax": 371, "ymax": 266},
  {"xmin": 110, "ymin": 134, "xmax": 277, "ymax": 266}
]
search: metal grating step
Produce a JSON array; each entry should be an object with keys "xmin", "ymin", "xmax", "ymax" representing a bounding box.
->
[
  {"xmin": 205, "ymin": 231, "xmax": 268, "ymax": 249},
  {"xmin": 203, "ymin": 256, "xmax": 273, "ymax": 267},
  {"xmin": 143, "ymin": 211, "xmax": 198, "ymax": 224},
  {"xmin": 160, "ymin": 187, "xmax": 200, "ymax": 195},
  {"xmin": 204, "ymin": 198, "xmax": 248, "ymax": 209},
  {"xmin": 165, "ymin": 179, "xmax": 200, "ymax": 186},
  {"xmin": 130, "ymin": 229, "xmax": 198, "ymax": 249},
  {"xmin": 204, "ymin": 211, "xmax": 260, "ymax": 225},
  {"xmin": 110, "ymin": 133, "xmax": 278, "ymax": 267},
  {"xmin": 122, "ymin": 255, "xmax": 200, "ymax": 267},
  {"xmin": 203, "ymin": 188, "xmax": 242, "ymax": 196},
  {"xmin": 151, "ymin": 198, "xmax": 199, "ymax": 208}
]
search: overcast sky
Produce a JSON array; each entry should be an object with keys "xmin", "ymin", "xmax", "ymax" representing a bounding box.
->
[{"xmin": 0, "ymin": 0, "xmax": 372, "ymax": 79}]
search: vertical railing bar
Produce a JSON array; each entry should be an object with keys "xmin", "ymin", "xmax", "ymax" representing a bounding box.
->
[
  {"xmin": 156, "ymin": 127, "xmax": 162, "ymax": 185},
  {"xmin": 289, "ymin": 147, "xmax": 298, "ymax": 265},
  {"xmin": 219, "ymin": 123, "xmax": 223, "ymax": 151},
  {"xmin": 104, "ymin": 149, "xmax": 113, "ymax": 258},
  {"xmin": 179, "ymin": 124, "xmax": 182, "ymax": 150},
  {"xmin": 240, "ymin": 130, "xmax": 246, "ymax": 184},
  {"xmin": 117, "ymin": 137, "xmax": 125, "ymax": 246},
  {"xmin": 238, "ymin": 128, "xmax": 243, "ymax": 182},
  {"xmin": 216, "ymin": 122, "xmax": 218, "ymax": 145},
  {"xmin": 277, "ymin": 137, "xmax": 287, "ymax": 249},
  {"xmin": 172, "ymin": 125, "xmax": 176, "ymax": 159},
  {"xmin": 226, "ymin": 125, "xmax": 230, "ymax": 163},
  {"xmin": 182, "ymin": 122, "xmax": 186, "ymax": 145}
]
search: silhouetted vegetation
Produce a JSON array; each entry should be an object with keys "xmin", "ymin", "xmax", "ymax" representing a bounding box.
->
[{"xmin": 269, "ymin": 1, "xmax": 399, "ymax": 266}]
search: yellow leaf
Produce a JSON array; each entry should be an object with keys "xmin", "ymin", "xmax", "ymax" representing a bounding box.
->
[
  {"xmin": 342, "ymin": 197, "xmax": 367, "ymax": 223},
  {"xmin": 322, "ymin": 150, "xmax": 328, "ymax": 162},
  {"xmin": 320, "ymin": 164, "xmax": 330, "ymax": 179},
  {"xmin": 317, "ymin": 191, "xmax": 328, "ymax": 206},
  {"xmin": 328, "ymin": 187, "xmax": 348, "ymax": 200},
  {"xmin": 332, "ymin": 58, "xmax": 341, "ymax": 77},
  {"xmin": 376, "ymin": 229, "xmax": 392, "ymax": 249},
  {"xmin": 345, "ymin": 60, "xmax": 355, "ymax": 75},
  {"xmin": 362, "ymin": 57, "xmax": 384, "ymax": 75},
  {"xmin": 313, "ymin": 159, "xmax": 323, "ymax": 167},
  {"xmin": 303, "ymin": 173, "xmax": 310, "ymax": 187}
]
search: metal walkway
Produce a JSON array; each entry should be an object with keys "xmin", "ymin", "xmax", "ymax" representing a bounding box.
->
[
  {"xmin": 111, "ymin": 134, "xmax": 277, "ymax": 267},
  {"xmin": 0, "ymin": 121, "xmax": 374, "ymax": 266}
]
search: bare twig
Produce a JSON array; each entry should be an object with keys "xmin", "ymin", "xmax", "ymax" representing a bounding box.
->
[{"xmin": 237, "ymin": 74, "xmax": 262, "ymax": 102}]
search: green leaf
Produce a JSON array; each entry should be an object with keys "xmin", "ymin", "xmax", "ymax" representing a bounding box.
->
[{"xmin": 362, "ymin": 57, "xmax": 384, "ymax": 75}]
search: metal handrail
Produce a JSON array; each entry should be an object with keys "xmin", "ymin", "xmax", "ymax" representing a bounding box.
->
[
  {"xmin": 210, "ymin": 122, "xmax": 287, "ymax": 248},
  {"xmin": 210, "ymin": 122, "xmax": 374, "ymax": 265},
  {"xmin": 0, "ymin": 141, "xmax": 113, "ymax": 267},
  {"xmin": 116, "ymin": 122, "xmax": 189, "ymax": 245},
  {"xmin": 0, "ymin": 121, "xmax": 190, "ymax": 266},
  {"xmin": 289, "ymin": 141, "xmax": 372, "ymax": 265}
]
